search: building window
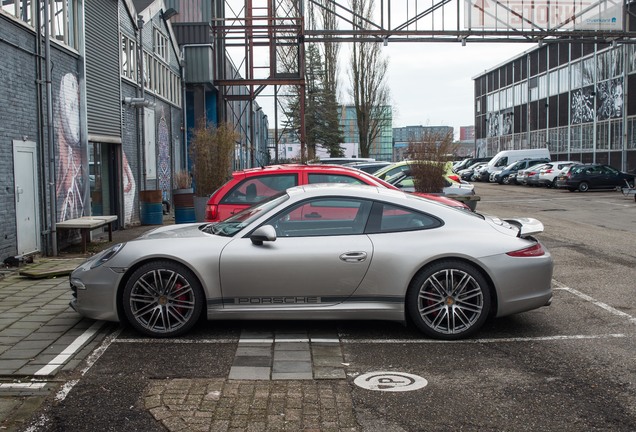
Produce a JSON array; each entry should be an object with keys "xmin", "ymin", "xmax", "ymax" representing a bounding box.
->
[
  {"xmin": 154, "ymin": 28, "xmax": 169, "ymax": 62},
  {"xmin": 596, "ymin": 121, "xmax": 608, "ymax": 150},
  {"xmin": 571, "ymin": 61, "xmax": 582, "ymax": 90},
  {"xmin": 559, "ymin": 67, "xmax": 569, "ymax": 93},
  {"xmin": 549, "ymin": 69, "xmax": 559, "ymax": 96},
  {"xmin": 2, "ymin": 0, "xmax": 79, "ymax": 49},
  {"xmin": 121, "ymin": 34, "xmax": 137, "ymax": 81}
]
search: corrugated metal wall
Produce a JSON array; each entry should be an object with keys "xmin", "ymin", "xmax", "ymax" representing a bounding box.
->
[{"xmin": 85, "ymin": 0, "xmax": 122, "ymax": 138}]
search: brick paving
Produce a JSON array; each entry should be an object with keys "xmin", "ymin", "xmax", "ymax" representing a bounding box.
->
[{"xmin": 145, "ymin": 378, "xmax": 358, "ymax": 432}]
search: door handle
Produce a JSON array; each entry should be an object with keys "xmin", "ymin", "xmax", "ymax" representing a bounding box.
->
[
  {"xmin": 16, "ymin": 186, "xmax": 24, "ymax": 203},
  {"xmin": 339, "ymin": 252, "xmax": 367, "ymax": 262}
]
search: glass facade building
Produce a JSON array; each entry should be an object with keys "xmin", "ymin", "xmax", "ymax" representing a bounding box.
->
[
  {"xmin": 474, "ymin": 43, "xmax": 636, "ymax": 172},
  {"xmin": 338, "ymin": 105, "xmax": 393, "ymax": 161}
]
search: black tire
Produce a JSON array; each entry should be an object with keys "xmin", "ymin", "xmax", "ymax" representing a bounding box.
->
[
  {"xmin": 501, "ymin": 175, "xmax": 510, "ymax": 185},
  {"xmin": 578, "ymin": 182, "xmax": 589, "ymax": 192},
  {"xmin": 123, "ymin": 260, "xmax": 204, "ymax": 337},
  {"xmin": 568, "ymin": 188, "xmax": 576, "ymax": 192},
  {"xmin": 550, "ymin": 178, "xmax": 558, "ymax": 189},
  {"xmin": 407, "ymin": 260, "xmax": 491, "ymax": 340}
]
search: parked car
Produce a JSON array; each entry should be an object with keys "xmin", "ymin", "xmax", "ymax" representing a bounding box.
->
[
  {"xmin": 204, "ymin": 164, "xmax": 469, "ymax": 222},
  {"xmin": 458, "ymin": 162, "xmax": 487, "ymax": 181},
  {"xmin": 452, "ymin": 157, "xmax": 491, "ymax": 173},
  {"xmin": 343, "ymin": 161, "xmax": 392, "ymax": 174},
  {"xmin": 537, "ymin": 161, "xmax": 579, "ymax": 188},
  {"xmin": 373, "ymin": 161, "xmax": 461, "ymax": 183},
  {"xmin": 556, "ymin": 164, "xmax": 635, "ymax": 192},
  {"xmin": 473, "ymin": 164, "xmax": 492, "ymax": 182},
  {"xmin": 516, "ymin": 162, "xmax": 553, "ymax": 186},
  {"xmin": 490, "ymin": 158, "xmax": 551, "ymax": 184},
  {"xmin": 524, "ymin": 163, "xmax": 553, "ymax": 187},
  {"xmin": 70, "ymin": 183, "xmax": 553, "ymax": 340},
  {"xmin": 385, "ymin": 169, "xmax": 479, "ymax": 211}
]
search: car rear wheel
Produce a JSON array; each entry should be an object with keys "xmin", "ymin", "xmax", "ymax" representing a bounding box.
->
[
  {"xmin": 578, "ymin": 182, "xmax": 589, "ymax": 192},
  {"xmin": 501, "ymin": 175, "xmax": 510, "ymax": 185},
  {"xmin": 123, "ymin": 260, "xmax": 204, "ymax": 337},
  {"xmin": 407, "ymin": 260, "xmax": 491, "ymax": 340}
]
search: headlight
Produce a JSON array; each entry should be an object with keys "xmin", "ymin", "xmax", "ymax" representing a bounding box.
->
[{"xmin": 89, "ymin": 243, "xmax": 125, "ymax": 269}]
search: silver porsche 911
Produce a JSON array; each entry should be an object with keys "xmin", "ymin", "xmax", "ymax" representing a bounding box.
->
[{"xmin": 70, "ymin": 184, "xmax": 553, "ymax": 340}]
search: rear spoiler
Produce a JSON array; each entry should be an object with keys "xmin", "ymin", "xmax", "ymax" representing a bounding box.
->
[{"xmin": 503, "ymin": 217, "xmax": 544, "ymax": 237}]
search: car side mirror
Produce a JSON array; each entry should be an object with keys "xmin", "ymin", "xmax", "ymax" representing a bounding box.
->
[{"xmin": 250, "ymin": 225, "xmax": 277, "ymax": 245}]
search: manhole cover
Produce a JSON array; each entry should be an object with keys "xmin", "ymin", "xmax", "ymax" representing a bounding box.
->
[{"xmin": 354, "ymin": 372, "xmax": 428, "ymax": 392}]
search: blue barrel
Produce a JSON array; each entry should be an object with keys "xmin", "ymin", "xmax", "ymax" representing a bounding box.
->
[
  {"xmin": 140, "ymin": 202, "xmax": 163, "ymax": 225},
  {"xmin": 139, "ymin": 190, "xmax": 163, "ymax": 225},
  {"xmin": 175, "ymin": 206, "xmax": 196, "ymax": 223}
]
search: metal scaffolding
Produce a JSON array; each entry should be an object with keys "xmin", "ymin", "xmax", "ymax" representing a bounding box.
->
[{"xmin": 213, "ymin": 0, "xmax": 636, "ymax": 163}]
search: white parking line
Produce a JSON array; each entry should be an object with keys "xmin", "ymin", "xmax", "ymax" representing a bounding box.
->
[
  {"xmin": 34, "ymin": 321, "xmax": 104, "ymax": 376},
  {"xmin": 555, "ymin": 286, "xmax": 636, "ymax": 324},
  {"xmin": 0, "ymin": 382, "xmax": 48, "ymax": 390},
  {"xmin": 54, "ymin": 327, "xmax": 122, "ymax": 402},
  {"xmin": 341, "ymin": 334, "xmax": 628, "ymax": 344}
]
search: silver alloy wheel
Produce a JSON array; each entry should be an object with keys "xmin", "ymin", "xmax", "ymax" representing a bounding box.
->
[
  {"xmin": 126, "ymin": 265, "xmax": 199, "ymax": 336},
  {"xmin": 578, "ymin": 181, "xmax": 589, "ymax": 192},
  {"xmin": 416, "ymin": 268, "xmax": 484, "ymax": 336}
]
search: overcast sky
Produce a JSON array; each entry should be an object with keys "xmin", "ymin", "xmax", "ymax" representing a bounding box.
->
[
  {"xmin": 380, "ymin": 42, "xmax": 533, "ymax": 134},
  {"xmin": 254, "ymin": 41, "xmax": 534, "ymax": 139}
]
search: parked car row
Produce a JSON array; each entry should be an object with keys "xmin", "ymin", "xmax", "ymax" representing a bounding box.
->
[
  {"xmin": 487, "ymin": 160, "xmax": 634, "ymax": 192},
  {"xmin": 204, "ymin": 162, "xmax": 476, "ymax": 222}
]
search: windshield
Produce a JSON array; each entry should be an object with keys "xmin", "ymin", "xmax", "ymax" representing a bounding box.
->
[{"xmin": 203, "ymin": 193, "xmax": 289, "ymax": 237}]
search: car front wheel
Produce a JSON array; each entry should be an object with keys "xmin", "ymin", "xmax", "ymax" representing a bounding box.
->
[
  {"xmin": 123, "ymin": 260, "xmax": 204, "ymax": 337},
  {"xmin": 578, "ymin": 182, "xmax": 589, "ymax": 192},
  {"xmin": 407, "ymin": 260, "xmax": 491, "ymax": 340}
]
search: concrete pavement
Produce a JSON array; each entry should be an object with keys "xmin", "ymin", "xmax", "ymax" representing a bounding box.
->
[
  {"xmin": 0, "ymin": 223, "xmax": 155, "ymax": 431},
  {"xmin": 0, "ymin": 221, "xmax": 360, "ymax": 432}
]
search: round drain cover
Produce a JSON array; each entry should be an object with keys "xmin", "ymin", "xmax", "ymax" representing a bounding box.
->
[{"xmin": 354, "ymin": 371, "xmax": 428, "ymax": 392}]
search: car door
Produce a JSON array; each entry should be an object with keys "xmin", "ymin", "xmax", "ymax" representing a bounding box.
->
[
  {"xmin": 219, "ymin": 197, "xmax": 374, "ymax": 307},
  {"xmin": 599, "ymin": 165, "xmax": 621, "ymax": 188}
]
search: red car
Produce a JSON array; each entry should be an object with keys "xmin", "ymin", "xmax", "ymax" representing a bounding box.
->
[{"xmin": 205, "ymin": 164, "xmax": 469, "ymax": 222}]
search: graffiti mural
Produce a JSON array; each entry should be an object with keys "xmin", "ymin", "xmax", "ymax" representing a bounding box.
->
[
  {"xmin": 55, "ymin": 73, "xmax": 86, "ymax": 221},
  {"xmin": 596, "ymin": 78, "xmax": 623, "ymax": 121},
  {"xmin": 487, "ymin": 112, "xmax": 500, "ymax": 137},
  {"xmin": 571, "ymin": 87, "xmax": 595, "ymax": 124},
  {"xmin": 501, "ymin": 110, "xmax": 513, "ymax": 135},
  {"xmin": 157, "ymin": 109, "xmax": 171, "ymax": 203},
  {"xmin": 122, "ymin": 151, "xmax": 136, "ymax": 225}
]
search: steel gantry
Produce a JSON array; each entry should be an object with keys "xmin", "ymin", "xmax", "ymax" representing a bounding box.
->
[{"xmin": 213, "ymin": 0, "xmax": 636, "ymax": 163}]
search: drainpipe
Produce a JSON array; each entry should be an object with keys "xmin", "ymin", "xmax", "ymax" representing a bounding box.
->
[
  {"xmin": 34, "ymin": 2, "xmax": 47, "ymax": 253},
  {"xmin": 137, "ymin": 15, "xmax": 146, "ymax": 191},
  {"xmin": 44, "ymin": 0, "xmax": 58, "ymax": 256}
]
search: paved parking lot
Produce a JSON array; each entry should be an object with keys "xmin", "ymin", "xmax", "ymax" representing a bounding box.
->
[{"xmin": 2, "ymin": 183, "xmax": 635, "ymax": 431}]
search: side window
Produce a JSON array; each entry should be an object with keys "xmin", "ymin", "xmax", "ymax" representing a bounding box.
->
[
  {"xmin": 366, "ymin": 202, "xmax": 442, "ymax": 234},
  {"xmin": 221, "ymin": 174, "xmax": 297, "ymax": 204},
  {"xmin": 377, "ymin": 165, "xmax": 408, "ymax": 180},
  {"xmin": 267, "ymin": 198, "xmax": 372, "ymax": 237},
  {"xmin": 307, "ymin": 174, "xmax": 366, "ymax": 185},
  {"xmin": 495, "ymin": 157, "xmax": 508, "ymax": 167}
]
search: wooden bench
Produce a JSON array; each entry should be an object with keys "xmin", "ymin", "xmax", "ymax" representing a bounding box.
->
[{"xmin": 56, "ymin": 215, "xmax": 118, "ymax": 254}]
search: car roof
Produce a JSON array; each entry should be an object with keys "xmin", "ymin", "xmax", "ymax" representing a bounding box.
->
[{"xmin": 232, "ymin": 164, "xmax": 370, "ymax": 177}]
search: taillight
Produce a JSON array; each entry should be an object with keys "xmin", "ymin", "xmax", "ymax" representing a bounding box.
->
[
  {"xmin": 448, "ymin": 174, "xmax": 460, "ymax": 182},
  {"xmin": 544, "ymin": 169, "xmax": 553, "ymax": 173},
  {"xmin": 205, "ymin": 204, "xmax": 218, "ymax": 221},
  {"xmin": 507, "ymin": 243, "xmax": 545, "ymax": 257}
]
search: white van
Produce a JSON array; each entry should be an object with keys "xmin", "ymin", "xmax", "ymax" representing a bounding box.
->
[{"xmin": 482, "ymin": 148, "xmax": 550, "ymax": 178}]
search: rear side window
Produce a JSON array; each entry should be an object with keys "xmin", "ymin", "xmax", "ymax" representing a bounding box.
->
[
  {"xmin": 221, "ymin": 174, "xmax": 298, "ymax": 204},
  {"xmin": 366, "ymin": 202, "xmax": 442, "ymax": 234},
  {"xmin": 308, "ymin": 174, "xmax": 366, "ymax": 185}
]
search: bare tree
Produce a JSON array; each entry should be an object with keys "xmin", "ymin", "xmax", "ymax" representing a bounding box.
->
[
  {"xmin": 349, "ymin": 0, "xmax": 390, "ymax": 158},
  {"xmin": 406, "ymin": 131, "xmax": 458, "ymax": 193}
]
